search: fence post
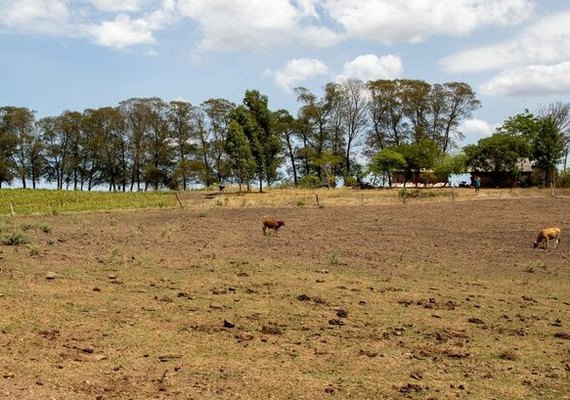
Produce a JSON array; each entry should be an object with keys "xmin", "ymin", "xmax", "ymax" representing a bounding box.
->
[
  {"xmin": 175, "ymin": 193, "xmax": 184, "ymax": 209},
  {"xmin": 9, "ymin": 201, "xmax": 15, "ymax": 216},
  {"xmin": 315, "ymin": 194, "xmax": 319, "ymax": 206}
]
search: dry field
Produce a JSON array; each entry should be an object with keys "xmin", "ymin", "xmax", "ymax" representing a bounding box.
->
[{"xmin": 1, "ymin": 190, "xmax": 569, "ymax": 399}]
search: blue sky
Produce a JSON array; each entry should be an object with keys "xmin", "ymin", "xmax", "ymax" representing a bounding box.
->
[{"xmin": 2, "ymin": 0, "xmax": 570, "ymax": 146}]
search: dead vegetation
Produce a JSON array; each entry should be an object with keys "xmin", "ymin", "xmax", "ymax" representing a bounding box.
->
[{"xmin": 0, "ymin": 196, "xmax": 569, "ymax": 399}]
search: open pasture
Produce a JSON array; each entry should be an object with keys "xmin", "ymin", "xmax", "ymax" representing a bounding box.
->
[{"xmin": 0, "ymin": 193, "xmax": 569, "ymax": 399}]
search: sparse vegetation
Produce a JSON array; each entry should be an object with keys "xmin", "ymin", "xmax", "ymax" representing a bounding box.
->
[
  {"xmin": 0, "ymin": 195, "xmax": 568, "ymax": 399},
  {"xmin": 2, "ymin": 231, "xmax": 31, "ymax": 245}
]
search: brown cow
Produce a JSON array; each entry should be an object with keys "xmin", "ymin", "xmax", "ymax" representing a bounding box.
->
[
  {"xmin": 262, "ymin": 218, "xmax": 285, "ymax": 237},
  {"xmin": 533, "ymin": 227, "xmax": 561, "ymax": 249}
]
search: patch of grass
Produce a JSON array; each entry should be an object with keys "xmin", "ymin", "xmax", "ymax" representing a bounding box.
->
[
  {"xmin": 329, "ymin": 252, "xmax": 346, "ymax": 266},
  {"xmin": 296, "ymin": 198, "xmax": 306, "ymax": 206},
  {"xmin": 0, "ymin": 221, "xmax": 13, "ymax": 233},
  {"xmin": 525, "ymin": 260, "xmax": 547, "ymax": 273},
  {"xmin": 28, "ymin": 244, "xmax": 40, "ymax": 257},
  {"xmin": 0, "ymin": 189, "xmax": 178, "ymax": 215},
  {"xmin": 161, "ymin": 223, "xmax": 178, "ymax": 239},
  {"xmin": 2, "ymin": 232, "xmax": 31, "ymax": 246},
  {"xmin": 215, "ymin": 197, "xmax": 229, "ymax": 206},
  {"xmin": 39, "ymin": 223, "xmax": 52, "ymax": 233},
  {"xmin": 20, "ymin": 222, "xmax": 37, "ymax": 231}
]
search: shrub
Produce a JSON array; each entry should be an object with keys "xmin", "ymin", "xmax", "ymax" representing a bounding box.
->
[
  {"xmin": 344, "ymin": 176, "xmax": 357, "ymax": 187},
  {"xmin": 298, "ymin": 175, "xmax": 321, "ymax": 189}
]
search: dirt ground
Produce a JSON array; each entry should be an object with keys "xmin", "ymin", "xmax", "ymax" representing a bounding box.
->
[{"xmin": 1, "ymin": 195, "xmax": 569, "ymax": 399}]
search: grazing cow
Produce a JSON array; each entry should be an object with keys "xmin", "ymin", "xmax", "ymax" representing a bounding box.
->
[
  {"xmin": 262, "ymin": 218, "xmax": 285, "ymax": 237},
  {"xmin": 533, "ymin": 227, "xmax": 561, "ymax": 249}
]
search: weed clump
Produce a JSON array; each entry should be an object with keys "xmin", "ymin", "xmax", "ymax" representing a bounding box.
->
[{"xmin": 2, "ymin": 232, "xmax": 31, "ymax": 246}]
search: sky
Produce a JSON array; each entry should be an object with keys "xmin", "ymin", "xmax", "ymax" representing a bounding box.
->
[{"xmin": 2, "ymin": 0, "xmax": 570, "ymax": 147}]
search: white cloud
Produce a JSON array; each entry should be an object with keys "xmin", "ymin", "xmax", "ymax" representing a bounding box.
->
[
  {"xmin": 442, "ymin": 11, "xmax": 570, "ymax": 73},
  {"xmin": 442, "ymin": 11, "xmax": 570, "ymax": 96},
  {"xmin": 0, "ymin": 0, "xmax": 71, "ymax": 35},
  {"xmin": 177, "ymin": 0, "xmax": 342, "ymax": 52},
  {"xmin": 340, "ymin": 54, "xmax": 402, "ymax": 81},
  {"xmin": 82, "ymin": 1, "xmax": 176, "ymax": 49},
  {"xmin": 89, "ymin": 0, "xmax": 145, "ymax": 12},
  {"xmin": 272, "ymin": 58, "xmax": 330, "ymax": 91},
  {"xmin": 481, "ymin": 62, "xmax": 570, "ymax": 97},
  {"xmin": 321, "ymin": 0, "xmax": 533, "ymax": 43},
  {"xmin": 458, "ymin": 118, "xmax": 495, "ymax": 145},
  {"xmin": 83, "ymin": 14, "xmax": 156, "ymax": 49}
]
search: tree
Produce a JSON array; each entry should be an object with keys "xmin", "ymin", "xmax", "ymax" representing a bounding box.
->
[
  {"xmin": 339, "ymin": 79, "xmax": 368, "ymax": 182},
  {"xmin": 369, "ymin": 147, "xmax": 407, "ymax": 187},
  {"xmin": 168, "ymin": 101, "xmax": 196, "ymax": 190},
  {"xmin": 396, "ymin": 139, "xmax": 441, "ymax": 186},
  {"xmin": 200, "ymin": 98, "xmax": 235, "ymax": 185},
  {"xmin": 0, "ymin": 109, "xmax": 18, "ymax": 187},
  {"xmin": 294, "ymin": 86, "xmax": 338, "ymax": 183},
  {"xmin": 82, "ymin": 107, "xmax": 127, "ymax": 191},
  {"xmin": 367, "ymin": 79, "xmax": 408, "ymax": 150},
  {"xmin": 143, "ymin": 98, "xmax": 174, "ymax": 190},
  {"xmin": 464, "ymin": 134, "xmax": 530, "ymax": 187},
  {"xmin": 433, "ymin": 153, "xmax": 467, "ymax": 186},
  {"xmin": 531, "ymin": 116, "xmax": 565, "ymax": 186},
  {"xmin": 273, "ymin": 109, "xmax": 299, "ymax": 186},
  {"xmin": 225, "ymin": 120, "xmax": 255, "ymax": 191},
  {"xmin": 433, "ymin": 82, "xmax": 480, "ymax": 152},
  {"xmin": 538, "ymin": 102, "xmax": 570, "ymax": 171},
  {"xmin": 497, "ymin": 110, "xmax": 565, "ymax": 186},
  {"xmin": 243, "ymin": 90, "xmax": 282, "ymax": 190},
  {"xmin": 313, "ymin": 151, "xmax": 343, "ymax": 188},
  {"xmin": 497, "ymin": 109, "xmax": 539, "ymax": 139},
  {"xmin": 27, "ymin": 136, "xmax": 45, "ymax": 189},
  {"xmin": 0, "ymin": 107, "xmax": 36, "ymax": 188}
]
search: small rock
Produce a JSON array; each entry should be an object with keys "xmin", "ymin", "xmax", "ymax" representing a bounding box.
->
[
  {"xmin": 410, "ymin": 371, "xmax": 423, "ymax": 380},
  {"xmin": 209, "ymin": 303, "xmax": 223, "ymax": 310},
  {"xmin": 223, "ymin": 320, "xmax": 235, "ymax": 328},
  {"xmin": 467, "ymin": 317, "xmax": 485, "ymax": 325},
  {"xmin": 499, "ymin": 351, "xmax": 517, "ymax": 361},
  {"xmin": 158, "ymin": 354, "xmax": 182, "ymax": 362},
  {"xmin": 336, "ymin": 309, "xmax": 348, "ymax": 318},
  {"xmin": 46, "ymin": 272, "xmax": 57, "ymax": 280},
  {"xmin": 298, "ymin": 294, "xmax": 311, "ymax": 301},
  {"xmin": 236, "ymin": 331, "xmax": 254, "ymax": 341},
  {"xmin": 554, "ymin": 332, "xmax": 570, "ymax": 340}
]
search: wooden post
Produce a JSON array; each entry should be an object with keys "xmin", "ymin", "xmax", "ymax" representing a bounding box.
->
[
  {"xmin": 315, "ymin": 194, "xmax": 319, "ymax": 206},
  {"xmin": 361, "ymin": 193, "xmax": 364, "ymax": 206},
  {"xmin": 9, "ymin": 201, "xmax": 15, "ymax": 216},
  {"xmin": 175, "ymin": 193, "xmax": 184, "ymax": 209},
  {"xmin": 452, "ymin": 188, "xmax": 455, "ymax": 201}
]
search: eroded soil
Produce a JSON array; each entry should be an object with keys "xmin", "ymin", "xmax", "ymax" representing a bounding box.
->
[{"xmin": 1, "ymin": 196, "xmax": 569, "ymax": 399}]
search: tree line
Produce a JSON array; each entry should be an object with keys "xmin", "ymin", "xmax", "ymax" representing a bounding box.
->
[{"xmin": 1, "ymin": 78, "xmax": 568, "ymax": 191}]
